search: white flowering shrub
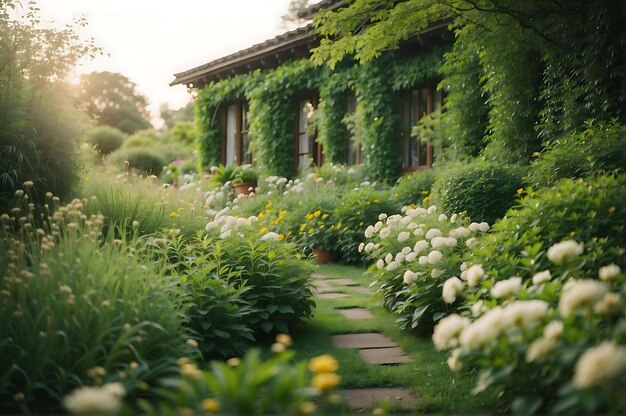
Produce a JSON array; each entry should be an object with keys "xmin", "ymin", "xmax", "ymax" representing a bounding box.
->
[
  {"xmin": 362, "ymin": 204, "xmax": 489, "ymax": 332},
  {"xmin": 433, "ymin": 174, "xmax": 626, "ymax": 414}
]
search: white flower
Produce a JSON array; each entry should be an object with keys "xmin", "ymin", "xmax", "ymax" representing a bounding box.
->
[
  {"xmin": 364, "ymin": 242, "xmax": 375, "ymax": 252},
  {"xmin": 432, "ymin": 314, "xmax": 470, "ymax": 350},
  {"xmin": 407, "ymin": 207, "xmax": 427, "ymax": 217},
  {"xmin": 478, "ymin": 222, "xmax": 490, "ymax": 232},
  {"xmin": 526, "ymin": 337, "xmax": 556, "ymax": 363},
  {"xmin": 374, "ymin": 221, "xmax": 383, "ymax": 232},
  {"xmin": 447, "ymin": 349, "xmax": 462, "ymax": 372},
  {"xmin": 261, "ymin": 232, "xmax": 279, "ymax": 241},
  {"xmin": 430, "ymin": 237, "xmax": 447, "ymax": 249},
  {"xmin": 438, "ymin": 214, "xmax": 448, "ymax": 222},
  {"xmin": 403, "ymin": 270, "xmax": 416, "ymax": 284},
  {"xmin": 465, "ymin": 237, "xmax": 479, "ymax": 248},
  {"xmin": 546, "ymin": 240, "xmax": 584, "ymax": 265},
  {"xmin": 364, "ymin": 226, "xmax": 375, "ymax": 239},
  {"xmin": 459, "ymin": 307, "xmax": 506, "ymax": 349},
  {"xmin": 379, "ymin": 227, "xmax": 391, "ymax": 239},
  {"xmin": 397, "ymin": 231, "xmax": 410, "ymax": 242},
  {"xmin": 407, "ymin": 222, "xmax": 418, "ymax": 230},
  {"xmin": 532, "ymin": 270, "xmax": 552, "ymax": 285},
  {"xmin": 442, "ymin": 277, "xmax": 464, "ymax": 304},
  {"xmin": 573, "ymin": 342, "xmax": 626, "ymax": 389},
  {"xmin": 425, "ymin": 228, "xmax": 442, "ymax": 240},
  {"xmin": 471, "ymin": 300, "xmax": 487, "ymax": 317},
  {"xmin": 386, "ymin": 261, "xmax": 399, "ymax": 271},
  {"xmin": 418, "ymin": 256, "xmax": 428, "ymax": 265},
  {"xmin": 558, "ymin": 279, "xmax": 608, "ymax": 316},
  {"xmin": 468, "ymin": 222, "xmax": 480, "ymax": 232},
  {"xmin": 431, "ymin": 268, "xmax": 444, "ymax": 278},
  {"xmin": 400, "ymin": 216, "xmax": 412, "ymax": 225},
  {"xmin": 414, "ymin": 240, "xmax": 429, "ymax": 254},
  {"xmin": 599, "ymin": 264, "xmax": 621, "ymax": 281},
  {"xmin": 413, "ymin": 228, "xmax": 425, "ymax": 237},
  {"xmin": 428, "ymin": 250, "xmax": 443, "ymax": 264},
  {"xmin": 465, "ymin": 264, "xmax": 485, "ymax": 287},
  {"xmin": 460, "ymin": 262, "xmax": 467, "ymax": 272},
  {"xmin": 491, "ymin": 277, "xmax": 522, "ymax": 298},
  {"xmin": 427, "ymin": 205, "xmax": 438, "ymax": 214},
  {"xmin": 64, "ymin": 383, "xmax": 125, "ymax": 415},
  {"xmin": 450, "ymin": 227, "xmax": 470, "ymax": 238},
  {"xmin": 593, "ymin": 292, "xmax": 622, "ymax": 315},
  {"xmin": 405, "ymin": 251, "xmax": 418, "ymax": 262},
  {"xmin": 450, "ymin": 214, "xmax": 458, "ymax": 223},
  {"xmin": 376, "ymin": 259, "xmax": 385, "ymax": 269},
  {"xmin": 543, "ymin": 320, "xmax": 564, "ymax": 341},
  {"xmin": 395, "ymin": 252, "xmax": 406, "ymax": 263},
  {"xmin": 503, "ymin": 300, "xmax": 549, "ymax": 329},
  {"xmin": 358, "ymin": 242, "xmax": 365, "ymax": 252},
  {"xmin": 378, "ymin": 213, "xmax": 388, "ymax": 221},
  {"xmin": 401, "ymin": 246, "xmax": 412, "ymax": 255}
]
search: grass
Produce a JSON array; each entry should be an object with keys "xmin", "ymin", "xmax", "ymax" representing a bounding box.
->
[{"xmin": 291, "ymin": 263, "xmax": 497, "ymax": 414}]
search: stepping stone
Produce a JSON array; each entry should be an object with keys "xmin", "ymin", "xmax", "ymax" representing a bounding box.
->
[
  {"xmin": 317, "ymin": 292, "xmax": 349, "ymax": 299},
  {"xmin": 311, "ymin": 273, "xmax": 327, "ymax": 279},
  {"xmin": 359, "ymin": 347, "xmax": 412, "ymax": 365},
  {"xmin": 327, "ymin": 278, "xmax": 358, "ymax": 286},
  {"xmin": 313, "ymin": 280, "xmax": 334, "ymax": 291},
  {"xmin": 337, "ymin": 308, "xmax": 374, "ymax": 320},
  {"xmin": 353, "ymin": 287, "xmax": 375, "ymax": 295},
  {"xmin": 331, "ymin": 333, "xmax": 397, "ymax": 349},
  {"xmin": 341, "ymin": 388, "xmax": 416, "ymax": 411}
]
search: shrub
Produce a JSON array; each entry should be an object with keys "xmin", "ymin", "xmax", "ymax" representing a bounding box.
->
[
  {"xmin": 363, "ymin": 205, "xmax": 488, "ymax": 333},
  {"xmin": 525, "ymin": 119, "xmax": 626, "ymax": 189},
  {"xmin": 432, "ymin": 160, "xmax": 525, "ymax": 224},
  {"xmin": 108, "ymin": 147, "xmax": 166, "ymax": 176},
  {"xmin": 85, "ymin": 125, "xmax": 127, "ymax": 155},
  {"xmin": 122, "ymin": 129, "xmax": 161, "ymax": 149},
  {"xmin": 434, "ymin": 174, "xmax": 626, "ymax": 414},
  {"xmin": 203, "ymin": 216, "xmax": 315, "ymax": 337},
  {"xmin": 392, "ymin": 169, "xmax": 439, "ymax": 207},
  {"xmin": 232, "ymin": 164, "xmax": 258, "ymax": 185},
  {"xmin": 0, "ymin": 197, "xmax": 187, "ymax": 413}
]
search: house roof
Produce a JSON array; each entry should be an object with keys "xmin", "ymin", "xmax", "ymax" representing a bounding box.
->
[
  {"xmin": 297, "ymin": 0, "xmax": 345, "ymax": 19},
  {"xmin": 170, "ymin": 24, "xmax": 315, "ymax": 88}
]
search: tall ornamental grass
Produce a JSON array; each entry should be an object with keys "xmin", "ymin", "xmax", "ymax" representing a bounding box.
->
[{"xmin": 0, "ymin": 192, "xmax": 187, "ymax": 413}]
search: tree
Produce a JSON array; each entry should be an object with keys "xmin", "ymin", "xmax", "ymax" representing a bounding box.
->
[
  {"xmin": 76, "ymin": 71, "xmax": 151, "ymax": 134},
  {"xmin": 159, "ymin": 100, "xmax": 194, "ymax": 130},
  {"xmin": 281, "ymin": 0, "xmax": 311, "ymax": 29},
  {"xmin": 311, "ymin": 0, "xmax": 624, "ymax": 162},
  {"xmin": 0, "ymin": 0, "xmax": 100, "ymax": 209}
]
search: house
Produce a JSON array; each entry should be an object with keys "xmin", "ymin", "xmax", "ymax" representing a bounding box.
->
[{"xmin": 171, "ymin": 0, "xmax": 451, "ymax": 181}]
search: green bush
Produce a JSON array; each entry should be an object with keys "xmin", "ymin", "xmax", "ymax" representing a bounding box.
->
[
  {"xmin": 392, "ymin": 169, "xmax": 439, "ymax": 207},
  {"xmin": 122, "ymin": 129, "xmax": 161, "ymax": 149},
  {"xmin": 525, "ymin": 120, "xmax": 626, "ymax": 189},
  {"xmin": 434, "ymin": 174, "xmax": 626, "ymax": 414},
  {"xmin": 432, "ymin": 160, "xmax": 525, "ymax": 224},
  {"xmin": 85, "ymin": 125, "xmax": 127, "ymax": 155},
  {"xmin": 0, "ymin": 198, "xmax": 186, "ymax": 413},
  {"xmin": 108, "ymin": 147, "xmax": 166, "ymax": 176},
  {"xmin": 203, "ymin": 216, "xmax": 315, "ymax": 337}
]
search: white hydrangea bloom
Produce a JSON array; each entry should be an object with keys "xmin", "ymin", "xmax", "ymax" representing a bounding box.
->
[
  {"xmin": 386, "ymin": 261, "xmax": 399, "ymax": 271},
  {"xmin": 468, "ymin": 222, "xmax": 480, "ymax": 232},
  {"xmin": 364, "ymin": 242, "xmax": 375, "ymax": 252},
  {"xmin": 413, "ymin": 228, "xmax": 425, "ymax": 237},
  {"xmin": 376, "ymin": 259, "xmax": 385, "ymax": 269},
  {"xmin": 443, "ymin": 276, "xmax": 464, "ymax": 304},
  {"xmin": 593, "ymin": 292, "xmax": 622, "ymax": 315},
  {"xmin": 543, "ymin": 320, "xmax": 564, "ymax": 341},
  {"xmin": 465, "ymin": 264, "xmax": 485, "ymax": 287},
  {"xmin": 401, "ymin": 246, "xmax": 412, "ymax": 255},
  {"xmin": 465, "ymin": 237, "xmax": 479, "ymax": 248},
  {"xmin": 407, "ymin": 222, "xmax": 418, "ymax": 230},
  {"xmin": 599, "ymin": 264, "xmax": 621, "ymax": 281},
  {"xmin": 431, "ymin": 236, "xmax": 447, "ymax": 249},
  {"xmin": 459, "ymin": 307, "xmax": 505, "ymax": 349},
  {"xmin": 261, "ymin": 232, "xmax": 279, "ymax": 241},
  {"xmin": 385, "ymin": 253, "xmax": 393, "ymax": 264},
  {"xmin": 558, "ymin": 279, "xmax": 608, "ymax": 316},
  {"xmin": 491, "ymin": 277, "xmax": 522, "ymax": 298},
  {"xmin": 418, "ymin": 256, "xmax": 429, "ymax": 266},
  {"xmin": 432, "ymin": 314, "xmax": 470, "ymax": 350},
  {"xmin": 379, "ymin": 227, "xmax": 391, "ymax": 239},
  {"xmin": 532, "ymin": 270, "xmax": 552, "ymax": 285},
  {"xmin": 428, "ymin": 250, "xmax": 443, "ymax": 264},
  {"xmin": 64, "ymin": 383, "xmax": 125, "ymax": 415},
  {"xmin": 400, "ymin": 216, "xmax": 412, "ymax": 225},
  {"xmin": 364, "ymin": 225, "xmax": 375, "ymax": 239},
  {"xmin": 397, "ymin": 231, "xmax": 410, "ymax": 242},
  {"xmin": 378, "ymin": 213, "xmax": 388, "ymax": 221},
  {"xmin": 526, "ymin": 337, "xmax": 556, "ymax": 363},
  {"xmin": 547, "ymin": 240, "xmax": 584, "ymax": 265},
  {"xmin": 374, "ymin": 221, "xmax": 383, "ymax": 232},
  {"xmin": 403, "ymin": 270, "xmax": 416, "ymax": 284},
  {"xmin": 447, "ymin": 349, "xmax": 462, "ymax": 371},
  {"xmin": 478, "ymin": 222, "xmax": 490, "ymax": 232},
  {"xmin": 431, "ymin": 268, "xmax": 444, "ymax": 278},
  {"xmin": 427, "ymin": 205, "xmax": 438, "ymax": 214},
  {"xmin": 438, "ymin": 214, "xmax": 448, "ymax": 222},
  {"xmin": 450, "ymin": 214, "xmax": 458, "ymax": 223},
  {"xmin": 471, "ymin": 300, "xmax": 487, "ymax": 317},
  {"xmin": 395, "ymin": 252, "xmax": 406, "ymax": 263},
  {"xmin": 425, "ymin": 228, "xmax": 443, "ymax": 240},
  {"xmin": 414, "ymin": 240, "xmax": 429, "ymax": 254},
  {"xmin": 450, "ymin": 227, "xmax": 470, "ymax": 238},
  {"xmin": 358, "ymin": 242, "xmax": 365, "ymax": 252},
  {"xmin": 573, "ymin": 342, "xmax": 626, "ymax": 389},
  {"xmin": 405, "ymin": 252, "xmax": 418, "ymax": 262}
]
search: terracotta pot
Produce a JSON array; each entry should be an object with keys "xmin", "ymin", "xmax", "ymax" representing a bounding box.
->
[
  {"xmin": 312, "ymin": 247, "xmax": 337, "ymax": 264},
  {"xmin": 233, "ymin": 181, "xmax": 257, "ymax": 196}
]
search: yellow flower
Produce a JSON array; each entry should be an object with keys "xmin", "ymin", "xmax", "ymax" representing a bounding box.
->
[
  {"xmin": 202, "ymin": 398, "xmax": 221, "ymax": 413},
  {"xmin": 300, "ymin": 223, "xmax": 307, "ymax": 232},
  {"xmin": 226, "ymin": 358, "xmax": 241, "ymax": 367},
  {"xmin": 275, "ymin": 333, "xmax": 292, "ymax": 347},
  {"xmin": 532, "ymin": 151, "xmax": 541, "ymax": 157},
  {"xmin": 308, "ymin": 354, "xmax": 338, "ymax": 373},
  {"xmin": 516, "ymin": 188, "xmax": 524, "ymax": 195},
  {"xmin": 278, "ymin": 234, "xmax": 285, "ymax": 241},
  {"xmin": 311, "ymin": 373, "xmax": 341, "ymax": 392},
  {"xmin": 258, "ymin": 212, "xmax": 265, "ymax": 220},
  {"xmin": 321, "ymin": 213, "xmax": 329, "ymax": 219},
  {"xmin": 299, "ymin": 401, "xmax": 316, "ymax": 414},
  {"xmin": 609, "ymin": 206, "xmax": 616, "ymax": 214},
  {"xmin": 259, "ymin": 226, "xmax": 268, "ymax": 234},
  {"xmin": 313, "ymin": 210, "xmax": 321, "ymax": 217}
]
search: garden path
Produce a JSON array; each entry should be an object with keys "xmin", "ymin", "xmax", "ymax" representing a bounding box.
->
[{"xmin": 310, "ymin": 272, "xmax": 417, "ymax": 412}]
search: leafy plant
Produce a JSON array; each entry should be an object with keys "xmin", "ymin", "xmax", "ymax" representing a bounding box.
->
[
  {"xmin": 209, "ymin": 164, "xmax": 239, "ymax": 187},
  {"xmin": 108, "ymin": 147, "xmax": 166, "ymax": 176},
  {"xmin": 85, "ymin": 125, "xmax": 127, "ymax": 155},
  {"xmin": 232, "ymin": 164, "xmax": 258, "ymax": 185},
  {"xmin": 392, "ymin": 169, "xmax": 439, "ymax": 207}
]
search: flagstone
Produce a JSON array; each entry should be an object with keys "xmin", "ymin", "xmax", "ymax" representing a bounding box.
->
[
  {"xmin": 317, "ymin": 292, "xmax": 349, "ymax": 299},
  {"xmin": 340, "ymin": 388, "xmax": 416, "ymax": 411},
  {"xmin": 359, "ymin": 347, "xmax": 412, "ymax": 365},
  {"xmin": 337, "ymin": 308, "xmax": 374, "ymax": 319},
  {"xmin": 331, "ymin": 333, "xmax": 397, "ymax": 349},
  {"xmin": 353, "ymin": 286, "xmax": 375, "ymax": 295},
  {"xmin": 326, "ymin": 278, "xmax": 358, "ymax": 286}
]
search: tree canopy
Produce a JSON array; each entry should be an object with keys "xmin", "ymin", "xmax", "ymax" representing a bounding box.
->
[{"xmin": 76, "ymin": 71, "xmax": 152, "ymax": 134}]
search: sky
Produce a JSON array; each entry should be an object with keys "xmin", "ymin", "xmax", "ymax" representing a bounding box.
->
[{"xmin": 35, "ymin": 0, "xmax": 297, "ymax": 124}]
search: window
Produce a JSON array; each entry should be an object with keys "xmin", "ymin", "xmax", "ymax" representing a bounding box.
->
[
  {"xmin": 399, "ymin": 82, "xmax": 442, "ymax": 170},
  {"xmin": 222, "ymin": 100, "xmax": 252, "ymax": 165},
  {"xmin": 296, "ymin": 99, "xmax": 318, "ymax": 169}
]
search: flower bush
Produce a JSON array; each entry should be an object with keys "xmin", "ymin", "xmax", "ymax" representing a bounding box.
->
[
  {"xmin": 392, "ymin": 169, "xmax": 439, "ymax": 207},
  {"xmin": 298, "ymin": 209, "xmax": 341, "ymax": 253},
  {"xmin": 433, "ymin": 174, "xmax": 626, "ymax": 414},
  {"xmin": 362, "ymin": 204, "xmax": 489, "ymax": 333},
  {"xmin": 0, "ymin": 193, "xmax": 187, "ymax": 413}
]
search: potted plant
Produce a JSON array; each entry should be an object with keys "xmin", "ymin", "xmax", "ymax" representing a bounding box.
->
[
  {"xmin": 232, "ymin": 164, "xmax": 258, "ymax": 196},
  {"xmin": 209, "ymin": 164, "xmax": 239, "ymax": 187},
  {"xmin": 298, "ymin": 209, "xmax": 341, "ymax": 264}
]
